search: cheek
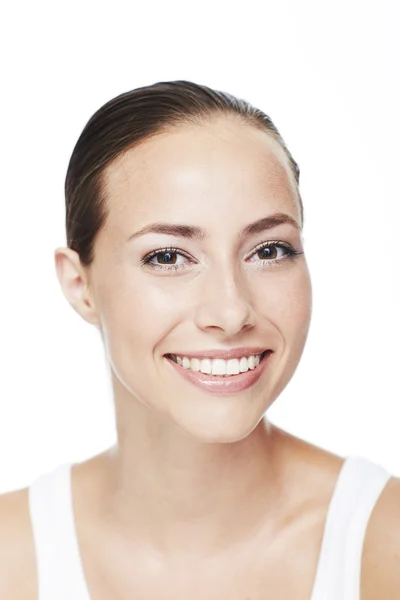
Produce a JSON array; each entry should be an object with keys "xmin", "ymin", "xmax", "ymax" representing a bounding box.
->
[
  {"xmin": 283, "ymin": 267, "xmax": 313, "ymax": 351},
  {"xmin": 257, "ymin": 265, "xmax": 312, "ymax": 339},
  {"xmin": 98, "ymin": 276, "xmax": 186, "ymax": 357}
]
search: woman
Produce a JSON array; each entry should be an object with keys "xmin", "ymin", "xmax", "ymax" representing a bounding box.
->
[{"xmin": 1, "ymin": 80, "xmax": 399, "ymax": 599}]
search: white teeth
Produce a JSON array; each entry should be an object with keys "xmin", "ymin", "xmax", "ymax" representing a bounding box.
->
[
  {"xmin": 212, "ymin": 358, "xmax": 230, "ymax": 375},
  {"xmin": 239, "ymin": 357, "xmax": 248, "ymax": 372},
  {"xmin": 200, "ymin": 358, "xmax": 212, "ymax": 374},
  {"xmin": 225, "ymin": 359, "xmax": 240, "ymax": 375},
  {"xmin": 182, "ymin": 357, "xmax": 191, "ymax": 370},
  {"xmin": 171, "ymin": 353, "xmax": 265, "ymax": 376},
  {"xmin": 190, "ymin": 358, "xmax": 201, "ymax": 372}
]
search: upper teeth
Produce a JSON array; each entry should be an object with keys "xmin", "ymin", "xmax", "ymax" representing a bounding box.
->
[{"xmin": 173, "ymin": 354, "xmax": 263, "ymax": 375}]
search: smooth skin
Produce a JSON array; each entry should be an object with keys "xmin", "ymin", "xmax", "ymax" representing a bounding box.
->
[{"xmin": 0, "ymin": 115, "xmax": 399, "ymax": 599}]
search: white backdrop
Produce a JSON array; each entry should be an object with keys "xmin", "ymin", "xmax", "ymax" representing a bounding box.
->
[{"xmin": 0, "ymin": 0, "xmax": 399, "ymax": 493}]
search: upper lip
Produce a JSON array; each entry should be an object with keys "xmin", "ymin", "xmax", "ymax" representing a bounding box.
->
[{"xmin": 165, "ymin": 347, "xmax": 271, "ymax": 360}]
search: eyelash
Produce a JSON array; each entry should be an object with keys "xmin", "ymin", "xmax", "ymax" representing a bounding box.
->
[{"xmin": 141, "ymin": 241, "xmax": 303, "ymax": 272}]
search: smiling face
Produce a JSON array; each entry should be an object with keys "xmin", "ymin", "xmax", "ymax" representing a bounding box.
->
[{"xmin": 69, "ymin": 115, "xmax": 312, "ymax": 442}]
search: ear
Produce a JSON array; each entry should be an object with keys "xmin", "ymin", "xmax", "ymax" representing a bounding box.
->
[{"xmin": 54, "ymin": 247, "xmax": 100, "ymax": 326}]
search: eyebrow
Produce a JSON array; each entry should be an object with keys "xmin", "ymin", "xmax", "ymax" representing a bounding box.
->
[{"xmin": 126, "ymin": 212, "xmax": 301, "ymax": 244}]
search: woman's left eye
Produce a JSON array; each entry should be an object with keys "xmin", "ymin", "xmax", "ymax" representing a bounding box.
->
[
  {"xmin": 249, "ymin": 241, "xmax": 300, "ymax": 265},
  {"xmin": 141, "ymin": 242, "xmax": 301, "ymax": 271}
]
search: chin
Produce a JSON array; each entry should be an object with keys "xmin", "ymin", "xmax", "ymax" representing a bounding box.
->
[{"xmin": 170, "ymin": 406, "xmax": 264, "ymax": 445}]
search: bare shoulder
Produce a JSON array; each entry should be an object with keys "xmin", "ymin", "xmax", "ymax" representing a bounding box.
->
[
  {"xmin": 361, "ymin": 475, "xmax": 400, "ymax": 600},
  {"xmin": 0, "ymin": 487, "xmax": 38, "ymax": 599}
]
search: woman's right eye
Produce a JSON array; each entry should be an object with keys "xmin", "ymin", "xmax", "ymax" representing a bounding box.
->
[{"xmin": 141, "ymin": 247, "xmax": 192, "ymax": 271}]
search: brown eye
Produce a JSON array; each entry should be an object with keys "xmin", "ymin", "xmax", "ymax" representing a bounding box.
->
[
  {"xmin": 248, "ymin": 241, "xmax": 300, "ymax": 267},
  {"xmin": 155, "ymin": 251, "xmax": 178, "ymax": 265},
  {"xmin": 141, "ymin": 247, "xmax": 192, "ymax": 271},
  {"xmin": 256, "ymin": 245, "xmax": 278, "ymax": 260}
]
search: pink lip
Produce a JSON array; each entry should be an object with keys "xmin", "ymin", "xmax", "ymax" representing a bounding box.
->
[{"xmin": 165, "ymin": 351, "xmax": 272, "ymax": 395}]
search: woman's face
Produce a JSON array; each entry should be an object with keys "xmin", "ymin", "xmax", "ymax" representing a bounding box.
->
[{"xmin": 84, "ymin": 116, "xmax": 312, "ymax": 442}]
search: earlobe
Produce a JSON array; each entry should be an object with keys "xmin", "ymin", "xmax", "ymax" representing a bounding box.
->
[{"xmin": 53, "ymin": 247, "xmax": 100, "ymax": 326}]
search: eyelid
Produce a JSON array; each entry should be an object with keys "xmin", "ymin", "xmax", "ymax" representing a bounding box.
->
[
  {"xmin": 245, "ymin": 239, "xmax": 293, "ymax": 259},
  {"xmin": 142, "ymin": 246, "xmax": 192, "ymax": 262}
]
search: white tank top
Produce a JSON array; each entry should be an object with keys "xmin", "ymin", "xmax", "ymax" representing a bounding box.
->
[{"xmin": 28, "ymin": 455, "xmax": 391, "ymax": 600}]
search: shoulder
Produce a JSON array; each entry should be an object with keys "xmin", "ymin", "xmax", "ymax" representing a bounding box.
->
[
  {"xmin": 0, "ymin": 487, "xmax": 38, "ymax": 599},
  {"xmin": 361, "ymin": 475, "xmax": 400, "ymax": 600}
]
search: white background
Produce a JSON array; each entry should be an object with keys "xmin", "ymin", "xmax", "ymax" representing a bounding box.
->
[{"xmin": 0, "ymin": 0, "xmax": 399, "ymax": 493}]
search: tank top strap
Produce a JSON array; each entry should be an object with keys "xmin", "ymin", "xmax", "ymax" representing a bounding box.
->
[
  {"xmin": 28, "ymin": 462, "xmax": 91, "ymax": 600},
  {"xmin": 310, "ymin": 455, "xmax": 392, "ymax": 600}
]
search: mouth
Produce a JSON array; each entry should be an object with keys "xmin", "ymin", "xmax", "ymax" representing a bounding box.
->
[
  {"xmin": 164, "ymin": 350, "xmax": 271, "ymax": 376},
  {"xmin": 163, "ymin": 350, "xmax": 273, "ymax": 395}
]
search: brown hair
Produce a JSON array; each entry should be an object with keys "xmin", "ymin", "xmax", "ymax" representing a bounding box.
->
[{"xmin": 65, "ymin": 80, "xmax": 303, "ymax": 267}]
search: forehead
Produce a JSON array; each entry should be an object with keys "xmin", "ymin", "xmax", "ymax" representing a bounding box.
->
[{"xmin": 103, "ymin": 116, "xmax": 298, "ymax": 217}]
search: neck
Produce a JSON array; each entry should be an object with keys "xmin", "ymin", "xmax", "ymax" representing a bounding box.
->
[{"xmin": 96, "ymin": 382, "xmax": 289, "ymax": 562}]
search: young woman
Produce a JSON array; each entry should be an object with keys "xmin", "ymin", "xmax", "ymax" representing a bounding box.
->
[{"xmin": 1, "ymin": 80, "xmax": 399, "ymax": 599}]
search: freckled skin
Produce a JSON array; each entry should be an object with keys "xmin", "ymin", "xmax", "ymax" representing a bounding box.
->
[{"xmin": 54, "ymin": 115, "xmax": 317, "ymax": 577}]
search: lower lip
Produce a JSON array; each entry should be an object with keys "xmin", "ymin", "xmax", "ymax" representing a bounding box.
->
[{"xmin": 164, "ymin": 352, "xmax": 272, "ymax": 395}]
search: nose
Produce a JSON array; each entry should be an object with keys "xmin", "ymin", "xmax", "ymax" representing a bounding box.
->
[{"xmin": 194, "ymin": 264, "xmax": 257, "ymax": 337}]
